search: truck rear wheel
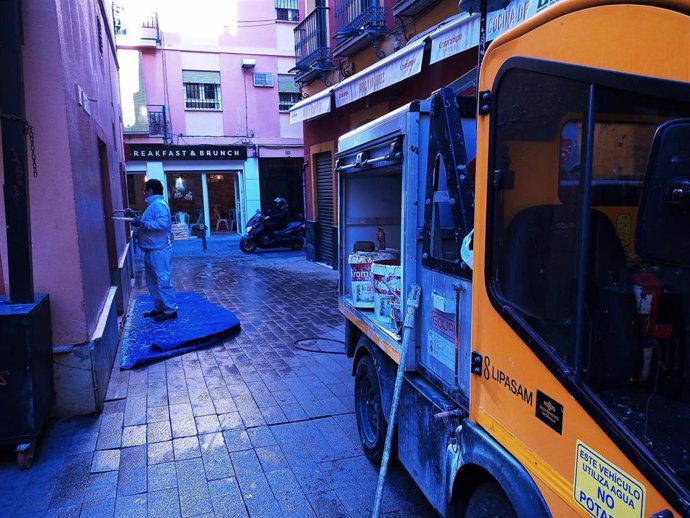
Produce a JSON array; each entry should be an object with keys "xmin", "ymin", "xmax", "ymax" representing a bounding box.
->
[
  {"xmin": 464, "ymin": 482, "xmax": 516, "ymax": 518},
  {"xmin": 354, "ymin": 354, "xmax": 387, "ymax": 462}
]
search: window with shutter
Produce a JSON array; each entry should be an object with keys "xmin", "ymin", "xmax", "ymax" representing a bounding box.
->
[
  {"xmin": 278, "ymin": 74, "xmax": 300, "ymax": 111},
  {"xmin": 182, "ymin": 70, "xmax": 222, "ymax": 110}
]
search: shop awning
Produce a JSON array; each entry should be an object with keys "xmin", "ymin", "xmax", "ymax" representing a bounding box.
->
[
  {"xmin": 289, "ymin": 88, "xmax": 333, "ymax": 124},
  {"xmin": 333, "ymin": 37, "xmax": 426, "ymax": 108},
  {"xmin": 486, "ymin": 0, "xmax": 543, "ymax": 40},
  {"xmin": 428, "ymin": 0, "xmax": 547, "ymax": 64},
  {"xmin": 429, "ymin": 14, "xmax": 479, "ymax": 65}
]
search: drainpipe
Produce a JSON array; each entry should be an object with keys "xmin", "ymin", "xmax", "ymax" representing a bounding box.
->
[{"xmin": 0, "ymin": 0, "xmax": 34, "ymax": 303}]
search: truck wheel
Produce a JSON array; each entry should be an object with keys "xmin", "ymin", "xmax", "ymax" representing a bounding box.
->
[
  {"xmin": 355, "ymin": 354, "xmax": 387, "ymax": 463},
  {"xmin": 239, "ymin": 237, "xmax": 256, "ymax": 253},
  {"xmin": 464, "ymin": 482, "xmax": 516, "ymax": 518}
]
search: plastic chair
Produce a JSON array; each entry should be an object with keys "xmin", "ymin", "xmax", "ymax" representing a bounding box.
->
[
  {"xmin": 173, "ymin": 211, "xmax": 190, "ymax": 225},
  {"xmin": 214, "ymin": 207, "xmax": 230, "ymax": 231}
]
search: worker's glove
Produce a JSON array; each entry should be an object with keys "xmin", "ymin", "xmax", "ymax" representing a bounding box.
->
[
  {"xmin": 130, "ymin": 217, "xmax": 143, "ymax": 228},
  {"xmin": 124, "ymin": 208, "xmax": 137, "ymax": 218}
]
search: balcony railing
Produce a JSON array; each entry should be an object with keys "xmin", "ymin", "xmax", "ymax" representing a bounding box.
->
[
  {"xmin": 113, "ymin": 5, "xmax": 161, "ymax": 45},
  {"xmin": 123, "ymin": 105, "xmax": 170, "ymax": 140},
  {"xmin": 293, "ymin": 7, "xmax": 331, "ymax": 70},
  {"xmin": 140, "ymin": 13, "xmax": 161, "ymax": 44},
  {"xmin": 392, "ymin": 0, "xmax": 442, "ymax": 18},
  {"xmin": 333, "ymin": 0, "xmax": 385, "ymax": 39},
  {"xmin": 146, "ymin": 105, "xmax": 169, "ymax": 138}
]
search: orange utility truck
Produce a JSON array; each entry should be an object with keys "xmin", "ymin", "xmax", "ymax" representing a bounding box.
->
[{"xmin": 337, "ymin": 0, "xmax": 690, "ymax": 516}]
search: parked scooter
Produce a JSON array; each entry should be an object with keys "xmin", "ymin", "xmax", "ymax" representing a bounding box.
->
[{"xmin": 239, "ymin": 209, "xmax": 305, "ymax": 253}]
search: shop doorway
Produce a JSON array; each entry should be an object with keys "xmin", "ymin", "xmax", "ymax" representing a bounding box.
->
[
  {"xmin": 205, "ymin": 173, "xmax": 237, "ymax": 234},
  {"xmin": 314, "ymin": 152, "xmax": 335, "ymax": 267},
  {"xmin": 259, "ymin": 157, "xmax": 304, "ymax": 219},
  {"xmin": 166, "ymin": 173, "xmax": 204, "ymax": 238}
]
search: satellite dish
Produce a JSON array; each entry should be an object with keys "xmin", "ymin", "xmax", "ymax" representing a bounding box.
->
[{"xmin": 458, "ymin": 0, "xmax": 510, "ymax": 14}]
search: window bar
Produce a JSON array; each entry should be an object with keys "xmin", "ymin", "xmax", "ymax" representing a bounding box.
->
[{"xmin": 573, "ymin": 84, "xmax": 597, "ymax": 381}]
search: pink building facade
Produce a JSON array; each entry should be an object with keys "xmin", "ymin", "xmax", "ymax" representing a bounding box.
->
[
  {"xmin": 0, "ymin": 0, "xmax": 131, "ymax": 416},
  {"xmin": 116, "ymin": 0, "xmax": 305, "ymax": 234}
]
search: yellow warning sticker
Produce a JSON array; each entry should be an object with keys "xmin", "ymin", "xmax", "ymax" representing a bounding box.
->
[{"xmin": 574, "ymin": 441, "xmax": 645, "ymax": 518}]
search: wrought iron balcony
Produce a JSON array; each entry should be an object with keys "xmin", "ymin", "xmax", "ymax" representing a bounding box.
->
[
  {"xmin": 333, "ymin": 0, "xmax": 386, "ymax": 40},
  {"xmin": 393, "ymin": 0, "xmax": 442, "ymax": 19},
  {"xmin": 113, "ymin": 5, "xmax": 161, "ymax": 45},
  {"xmin": 293, "ymin": 7, "xmax": 331, "ymax": 71},
  {"xmin": 146, "ymin": 105, "xmax": 169, "ymax": 138},
  {"xmin": 123, "ymin": 105, "xmax": 171, "ymax": 141}
]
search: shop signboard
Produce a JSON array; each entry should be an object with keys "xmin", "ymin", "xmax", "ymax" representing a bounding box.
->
[{"xmin": 126, "ymin": 144, "xmax": 248, "ymax": 161}]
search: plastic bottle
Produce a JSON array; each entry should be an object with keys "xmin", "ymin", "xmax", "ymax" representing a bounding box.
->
[{"xmin": 376, "ymin": 227, "xmax": 386, "ymax": 251}]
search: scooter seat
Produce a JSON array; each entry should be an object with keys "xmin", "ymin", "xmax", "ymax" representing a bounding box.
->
[{"xmin": 273, "ymin": 221, "xmax": 303, "ymax": 236}]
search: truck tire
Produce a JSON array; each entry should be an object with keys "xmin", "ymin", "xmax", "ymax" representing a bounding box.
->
[
  {"xmin": 354, "ymin": 354, "xmax": 387, "ymax": 462},
  {"xmin": 464, "ymin": 482, "xmax": 516, "ymax": 518}
]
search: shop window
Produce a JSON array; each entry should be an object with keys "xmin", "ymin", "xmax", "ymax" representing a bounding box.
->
[{"xmin": 183, "ymin": 70, "xmax": 222, "ymax": 110}]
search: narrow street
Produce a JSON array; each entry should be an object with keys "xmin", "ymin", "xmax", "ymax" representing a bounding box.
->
[{"xmin": 0, "ymin": 237, "xmax": 433, "ymax": 518}]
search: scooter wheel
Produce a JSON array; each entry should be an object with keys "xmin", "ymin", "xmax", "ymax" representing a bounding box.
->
[
  {"xmin": 239, "ymin": 237, "xmax": 256, "ymax": 253},
  {"xmin": 290, "ymin": 238, "xmax": 304, "ymax": 250}
]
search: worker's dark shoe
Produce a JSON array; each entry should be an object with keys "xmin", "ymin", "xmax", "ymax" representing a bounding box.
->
[
  {"xmin": 144, "ymin": 310, "xmax": 164, "ymax": 318},
  {"xmin": 154, "ymin": 311, "xmax": 178, "ymax": 322}
]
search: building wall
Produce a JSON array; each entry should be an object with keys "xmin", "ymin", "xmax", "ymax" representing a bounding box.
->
[
  {"xmin": 19, "ymin": 0, "xmax": 128, "ymax": 346},
  {"xmin": 119, "ymin": 1, "xmax": 305, "ymax": 232},
  {"xmin": 127, "ymin": 6, "xmax": 303, "ymax": 149},
  {"xmin": 0, "ymin": 0, "xmax": 129, "ymax": 415}
]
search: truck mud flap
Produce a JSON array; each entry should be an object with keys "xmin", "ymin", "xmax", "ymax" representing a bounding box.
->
[{"xmin": 397, "ymin": 372, "xmax": 465, "ymax": 515}]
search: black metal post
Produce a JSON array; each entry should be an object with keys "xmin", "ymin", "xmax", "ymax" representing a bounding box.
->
[
  {"xmin": 200, "ymin": 224, "xmax": 207, "ymax": 250},
  {"xmin": 478, "ymin": 0, "xmax": 488, "ymax": 67},
  {"xmin": 0, "ymin": 0, "xmax": 34, "ymax": 303}
]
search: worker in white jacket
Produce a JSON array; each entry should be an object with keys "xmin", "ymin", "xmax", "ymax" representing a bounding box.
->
[{"xmin": 126, "ymin": 179, "xmax": 178, "ymax": 321}]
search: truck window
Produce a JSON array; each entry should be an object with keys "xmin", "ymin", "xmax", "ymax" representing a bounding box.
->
[
  {"xmin": 489, "ymin": 63, "xmax": 690, "ymax": 493},
  {"xmin": 559, "ymin": 120, "xmax": 653, "ymax": 206}
]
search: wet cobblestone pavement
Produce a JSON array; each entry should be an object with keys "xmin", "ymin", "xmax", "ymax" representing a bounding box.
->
[{"xmin": 0, "ymin": 237, "xmax": 434, "ymax": 517}]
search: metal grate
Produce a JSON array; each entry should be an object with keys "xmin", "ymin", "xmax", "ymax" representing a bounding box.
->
[
  {"xmin": 183, "ymin": 83, "xmax": 222, "ymax": 110},
  {"xmin": 315, "ymin": 152, "xmax": 335, "ymax": 266}
]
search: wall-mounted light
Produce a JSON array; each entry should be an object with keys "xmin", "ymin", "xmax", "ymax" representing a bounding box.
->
[{"xmin": 175, "ymin": 176, "xmax": 185, "ymax": 191}]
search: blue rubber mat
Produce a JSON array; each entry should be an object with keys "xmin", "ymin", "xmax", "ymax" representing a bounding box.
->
[{"xmin": 120, "ymin": 292, "xmax": 240, "ymax": 369}]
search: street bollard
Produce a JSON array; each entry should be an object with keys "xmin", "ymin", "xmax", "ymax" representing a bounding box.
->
[{"xmin": 199, "ymin": 224, "xmax": 207, "ymax": 250}]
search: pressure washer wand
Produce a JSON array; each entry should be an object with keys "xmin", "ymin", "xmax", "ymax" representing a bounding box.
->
[{"xmin": 371, "ymin": 285, "xmax": 421, "ymax": 518}]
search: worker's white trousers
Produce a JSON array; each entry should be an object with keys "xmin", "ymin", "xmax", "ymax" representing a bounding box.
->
[{"xmin": 144, "ymin": 245, "xmax": 178, "ymax": 314}]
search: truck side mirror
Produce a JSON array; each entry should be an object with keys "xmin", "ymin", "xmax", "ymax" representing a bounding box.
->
[{"xmin": 636, "ymin": 118, "xmax": 690, "ymax": 266}]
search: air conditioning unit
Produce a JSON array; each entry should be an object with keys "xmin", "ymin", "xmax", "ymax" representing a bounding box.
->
[
  {"xmin": 253, "ymin": 72, "xmax": 274, "ymax": 87},
  {"xmin": 241, "ymin": 58, "xmax": 256, "ymax": 69}
]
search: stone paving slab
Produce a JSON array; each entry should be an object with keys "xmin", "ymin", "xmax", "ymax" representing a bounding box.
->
[{"xmin": 0, "ymin": 238, "xmax": 434, "ymax": 517}]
